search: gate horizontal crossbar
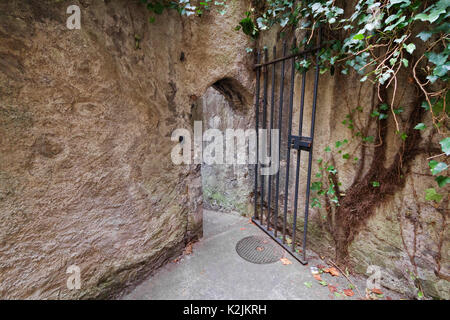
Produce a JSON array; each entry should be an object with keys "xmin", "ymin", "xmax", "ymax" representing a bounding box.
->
[{"xmin": 253, "ymin": 46, "xmax": 322, "ymax": 69}]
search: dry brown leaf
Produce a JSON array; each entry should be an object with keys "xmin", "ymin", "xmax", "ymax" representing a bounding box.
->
[
  {"xmin": 317, "ymin": 264, "xmax": 326, "ymax": 270},
  {"xmin": 371, "ymin": 288, "xmax": 383, "ymax": 295},
  {"xmin": 313, "ymin": 274, "xmax": 322, "ymax": 281},
  {"xmin": 343, "ymin": 289, "xmax": 354, "ymax": 297},
  {"xmin": 328, "ymin": 285, "xmax": 338, "ymax": 293},
  {"xmin": 280, "ymin": 257, "xmax": 292, "ymax": 265},
  {"xmin": 323, "ymin": 267, "xmax": 340, "ymax": 277},
  {"xmin": 240, "ymin": 227, "xmax": 246, "ymax": 230}
]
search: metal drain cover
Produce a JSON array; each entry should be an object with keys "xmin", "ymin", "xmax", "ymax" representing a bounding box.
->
[{"xmin": 235, "ymin": 235, "xmax": 284, "ymax": 264}]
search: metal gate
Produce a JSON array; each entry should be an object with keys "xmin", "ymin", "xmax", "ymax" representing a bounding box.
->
[{"xmin": 252, "ymin": 32, "xmax": 322, "ymax": 265}]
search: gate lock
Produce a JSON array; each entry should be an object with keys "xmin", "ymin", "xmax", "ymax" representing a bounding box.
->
[{"xmin": 289, "ymin": 135, "xmax": 312, "ymax": 152}]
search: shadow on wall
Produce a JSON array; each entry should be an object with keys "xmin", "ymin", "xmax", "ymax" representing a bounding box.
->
[{"xmin": 193, "ymin": 79, "xmax": 253, "ymax": 216}]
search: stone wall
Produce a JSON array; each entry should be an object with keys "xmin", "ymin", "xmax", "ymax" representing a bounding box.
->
[
  {"xmin": 0, "ymin": 0, "xmax": 253, "ymax": 299},
  {"xmin": 0, "ymin": 0, "xmax": 447, "ymax": 300}
]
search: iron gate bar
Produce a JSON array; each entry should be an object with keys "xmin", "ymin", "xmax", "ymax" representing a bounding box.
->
[
  {"xmin": 260, "ymin": 48, "xmax": 269, "ymax": 225},
  {"xmin": 301, "ymin": 30, "xmax": 322, "ymax": 261},
  {"xmin": 290, "ymin": 51, "xmax": 308, "ymax": 253},
  {"xmin": 266, "ymin": 46, "xmax": 277, "ymax": 231},
  {"xmin": 252, "ymin": 33, "xmax": 322, "ymax": 266},
  {"xmin": 253, "ymin": 51, "xmax": 261, "ymax": 221},
  {"xmin": 253, "ymin": 46, "xmax": 322, "ymax": 68},
  {"xmin": 282, "ymin": 38, "xmax": 297, "ymax": 244},
  {"xmin": 273, "ymin": 41, "xmax": 287, "ymax": 238}
]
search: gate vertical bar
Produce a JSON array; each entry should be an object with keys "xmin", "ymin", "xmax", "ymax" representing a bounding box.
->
[
  {"xmin": 290, "ymin": 52, "xmax": 308, "ymax": 252},
  {"xmin": 266, "ymin": 46, "xmax": 276, "ymax": 230},
  {"xmin": 253, "ymin": 51, "xmax": 261, "ymax": 220},
  {"xmin": 302, "ymin": 30, "xmax": 322, "ymax": 261},
  {"xmin": 260, "ymin": 48, "xmax": 269, "ymax": 224},
  {"xmin": 273, "ymin": 41, "xmax": 287, "ymax": 237},
  {"xmin": 281, "ymin": 39, "xmax": 297, "ymax": 243}
]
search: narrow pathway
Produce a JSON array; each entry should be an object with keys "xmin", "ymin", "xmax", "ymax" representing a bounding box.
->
[{"xmin": 123, "ymin": 210, "xmax": 404, "ymax": 300}]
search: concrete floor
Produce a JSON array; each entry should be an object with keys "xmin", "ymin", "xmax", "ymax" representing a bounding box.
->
[{"xmin": 123, "ymin": 210, "xmax": 403, "ymax": 300}]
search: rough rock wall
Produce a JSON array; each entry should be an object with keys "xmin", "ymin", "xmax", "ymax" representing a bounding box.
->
[
  {"xmin": 257, "ymin": 25, "xmax": 449, "ymax": 299},
  {"xmin": 0, "ymin": 0, "xmax": 253, "ymax": 299}
]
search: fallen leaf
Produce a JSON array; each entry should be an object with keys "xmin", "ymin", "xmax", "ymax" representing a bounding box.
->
[
  {"xmin": 304, "ymin": 282, "xmax": 313, "ymax": 288},
  {"xmin": 343, "ymin": 289, "xmax": 354, "ymax": 297},
  {"xmin": 240, "ymin": 227, "xmax": 246, "ymax": 230},
  {"xmin": 317, "ymin": 264, "xmax": 326, "ymax": 270},
  {"xmin": 280, "ymin": 257, "xmax": 292, "ymax": 265},
  {"xmin": 386, "ymin": 296, "xmax": 392, "ymax": 300},
  {"xmin": 324, "ymin": 267, "xmax": 340, "ymax": 277},
  {"xmin": 313, "ymin": 274, "xmax": 322, "ymax": 281},
  {"xmin": 328, "ymin": 285, "xmax": 338, "ymax": 293},
  {"xmin": 371, "ymin": 288, "xmax": 383, "ymax": 295},
  {"xmin": 319, "ymin": 280, "xmax": 328, "ymax": 286}
]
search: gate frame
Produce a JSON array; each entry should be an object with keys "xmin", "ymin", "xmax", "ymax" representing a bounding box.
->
[{"xmin": 252, "ymin": 31, "xmax": 322, "ymax": 265}]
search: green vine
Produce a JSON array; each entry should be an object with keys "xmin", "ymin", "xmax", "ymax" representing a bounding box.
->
[
  {"xmin": 140, "ymin": 0, "xmax": 228, "ymax": 22},
  {"xmin": 238, "ymin": 0, "xmax": 449, "ymax": 205}
]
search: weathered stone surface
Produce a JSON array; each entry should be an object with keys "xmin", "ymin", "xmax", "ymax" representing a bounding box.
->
[
  {"xmin": 0, "ymin": 0, "xmax": 253, "ymax": 299},
  {"xmin": 0, "ymin": 0, "xmax": 447, "ymax": 300}
]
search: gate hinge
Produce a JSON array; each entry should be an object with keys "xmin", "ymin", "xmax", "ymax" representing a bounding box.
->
[{"xmin": 289, "ymin": 135, "xmax": 312, "ymax": 151}]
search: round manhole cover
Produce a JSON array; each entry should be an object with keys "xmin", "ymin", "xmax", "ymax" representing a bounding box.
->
[{"xmin": 235, "ymin": 235, "xmax": 284, "ymax": 264}]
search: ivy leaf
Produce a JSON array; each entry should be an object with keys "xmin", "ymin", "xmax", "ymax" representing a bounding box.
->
[
  {"xmin": 417, "ymin": 31, "xmax": 432, "ymax": 42},
  {"xmin": 353, "ymin": 34, "xmax": 365, "ymax": 40},
  {"xmin": 326, "ymin": 165, "xmax": 337, "ymax": 174},
  {"xmin": 400, "ymin": 132, "xmax": 408, "ymax": 141},
  {"xmin": 414, "ymin": 123, "xmax": 426, "ymax": 130},
  {"xmin": 394, "ymin": 107, "xmax": 404, "ymax": 114},
  {"xmin": 440, "ymin": 137, "xmax": 450, "ymax": 155},
  {"xmin": 425, "ymin": 188, "xmax": 443, "ymax": 202},
  {"xmin": 380, "ymin": 103, "xmax": 389, "ymax": 111},
  {"xmin": 385, "ymin": 14, "xmax": 400, "ymax": 24},
  {"xmin": 343, "ymin": 153, "xmax": 350, "ymax": 160},
  {"xmin": 388, "ymin": 0, "xmax": 411, "ymax": 8},
  {"xmin": 429, "ymin": 160, "xmax": 448, "ymax": 175},
  {"xmin": 435, "ymin": 176, "xmax": 450, "ymax": 187},
  {"xmin": 403, "ymin": 43, "xmax": 416, "ymax": 55},
  {"xmin": 371, "ymin": 181, "xmax": 380, "ymax": 187},
  {"xmin": 425, "ymin": 52, "xmax": 448, "ymax": 66}
]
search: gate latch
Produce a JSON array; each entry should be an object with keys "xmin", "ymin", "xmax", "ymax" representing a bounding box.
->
[{"xmin": 289, "ymin": 135, "xmax": 312, "ymax": 152}]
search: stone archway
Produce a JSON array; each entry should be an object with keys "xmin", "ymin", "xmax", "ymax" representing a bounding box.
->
[{"xmin": 192, "ymin": 78, "xmax": 253, "ymax": 217}]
